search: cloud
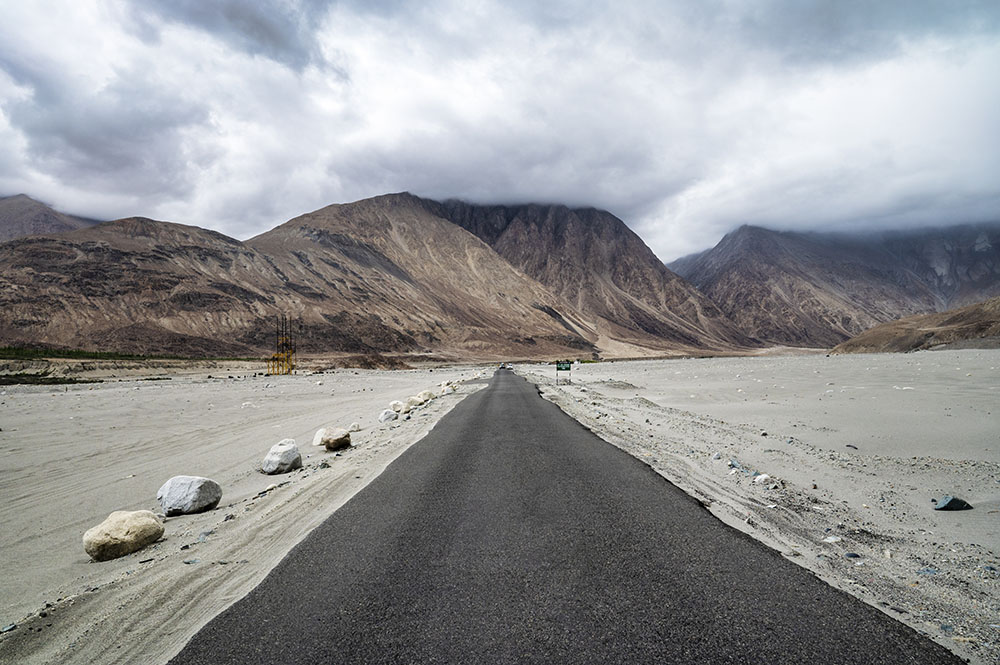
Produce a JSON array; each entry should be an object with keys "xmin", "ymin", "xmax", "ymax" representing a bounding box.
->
[{"xmin": 1, "ymin": 0, "xmax": 998, "ymax": 259}]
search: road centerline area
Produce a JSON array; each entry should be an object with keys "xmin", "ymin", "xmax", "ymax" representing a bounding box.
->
[{"xmin": 169, "ymin": 370, "xmax": 961, "ymax": 664}]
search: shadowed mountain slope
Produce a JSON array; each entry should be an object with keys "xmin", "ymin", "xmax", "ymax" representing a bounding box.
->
[
  {"xmin": 426, "ymin": 199, "xmax": 756, "ymax": 352},
  {"xmin": 0, "ymin": 194, "xmax": 99, "ymax": 243},
  {"xmin": 832, "ymin": 295, "xmax": 1000, "ymax": 354},
  {"xmin": 0, "ymin": 193, "xmax": 762, "ymax": 358},
  {"xmin": 670, "ymin": 224, "xmax": 1000, "ymax": 348},
  {"xmin": 0, "ymin": 196, "xmax": 598, "ymax": 358}
]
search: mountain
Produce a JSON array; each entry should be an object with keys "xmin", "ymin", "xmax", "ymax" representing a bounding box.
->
[
  {"xmin": 0, "ymin": 194, "xmax": 99, "ymax": 242},
  {"xmin": 832, "ymin": 296, "xmax": 1000, "ymax": 354},
  {"xmin": 669, "ymin": 224, "xmax": 1000, "ymax": 347},
  {"xmin": 244, "ymin": 193, "xmax": 599, "ymax": 357},
  {"xmin": 426, "ymin": 200, "xmax": 755, "ymax": 352},
  {"xmin": 0, "ymin": 193, "xmax": 759, "ymax": 359},
  {"xmin": 0, "ymin": 199, "xmax": 597, "ymax": 358}
]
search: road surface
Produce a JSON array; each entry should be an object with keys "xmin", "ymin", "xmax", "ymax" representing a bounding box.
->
[{"xmin": 169, "ymin": 369, "xmax": 960, "ymax": 664}]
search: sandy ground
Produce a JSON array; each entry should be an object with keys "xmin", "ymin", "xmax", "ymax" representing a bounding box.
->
[
  {"xmin": 521, "ymin": 349, "xmax": 1000, "ymax": 665},
  {"xmin": 0, "ymin": 364, "xmax": 488, "ymax": 664}
]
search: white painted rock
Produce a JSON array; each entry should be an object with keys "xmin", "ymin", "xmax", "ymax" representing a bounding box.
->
[
  {"xmin": 349, "ymin": 422, "xmax": 361, "ymax": 432},
  {"xmin": 83, "ymin": 510, "xmax": 164, "ymax": 561},
  {"xmin": 417, "ymin": 390, "xmax": 435, "ymax": 403},
  {"xmin": 389, "ymin": 400, "xmax": 405, "ymax": 413},
  {"xmin": 378, "ymin": 409, "xmax": 398, "ymax": 423},
  {"xmin": 157, "ymin": 475, "xmax": 223, "ymax": 516},
  {"xmin": 312, "ymin": 428, "xmax": 327, "ymax": 447},
  {"xmin": 262, "ymin": 439, "xmax": 302, "ymax": 474},
  {"xmin": 322, "ymin": 428, "xmax": 351, "ymax": 451},
  {"xmin": 406, "ymin": 395, "xmax": 424, "ymax": 409}
]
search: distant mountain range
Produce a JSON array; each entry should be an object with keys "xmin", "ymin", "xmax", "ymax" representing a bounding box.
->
[
  {"xmin": 832, "ymin": 295, "xmax": 1000, "ymax": 353},
  {"xmin": 669, "ymin": 224, "xmax": 1000, "ymax": 347},
  {"xmin": 0, "ymin": 193, "xmax": 756, "ymax": 359},
  {"xmin": 3, "ymin": 192, "xmax": 997, "ymax": 358},
  {"xmin": 0, "ymin": 194, "xmax": 99, "ymax": 242}
]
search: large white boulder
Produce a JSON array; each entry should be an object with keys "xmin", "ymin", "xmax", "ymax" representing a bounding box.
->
[
  {"xmin": 262, "ymin": 439, "xmax": 302, "ymax": 474},
  {"xmin": 405, "ymin": 395, "xmax": 424, "ymax": 409},
  {"xmin": 389, "ymin": 400, "xmax": 405, "ymax": 413},
  {"xmin": 322, "ymin": 428, "xmax": 352, "ymax": 451},
  {"xmin": 417, "ymin": 390, "xmax": 435, "ymax": 403},
  {"xmin": 312, "ymin": 428, "xmax": 327, "ymax": 447},
  {"xmin": 378, "ymin": 409, "xmax": 398, "ymax": 423},
  {"xmin": 83, "ymin": 510, "xmax": 164, "ymax": 561},
  {"xmin": 157, "ymin": 475, "xmax": 222, "ymax": 516}
]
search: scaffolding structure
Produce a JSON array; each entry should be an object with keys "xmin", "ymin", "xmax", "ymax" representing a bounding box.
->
[{"xmin": 266, "ymin": 314, "xmax": 296, "ymax": 375}]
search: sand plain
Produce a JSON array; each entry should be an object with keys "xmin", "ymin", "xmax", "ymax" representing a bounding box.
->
[
  {"xmin": 0, "ymin": 364, "xmax": 487, "ymax": 664},
  {"xmin": 522, "ymin": 349, "xmax": 999, "ymax": 665},
  {"xmin": 1, "ymin": 351, "xmax": 997, "ymax": 664}
]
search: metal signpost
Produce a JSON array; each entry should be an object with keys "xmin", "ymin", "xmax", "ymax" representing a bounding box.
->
[{"xmin": 555, "ymin": 360, "xmax": 571, "ymax": 384}]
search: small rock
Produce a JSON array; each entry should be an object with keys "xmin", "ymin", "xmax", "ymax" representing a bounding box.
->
[
  {"xmin": 322, "ymin": 428, "xmax": 351, "ymax": 451},
  {"xmin": 934, "ymin": 496, "xmax": 973, "ymax": 511},
  {"xmin": 752, "ymin": 474, "xmax": 770, "ymax": 484},
  {"xmin": 844, "ymin": 552, "xmax": 861, "ymax": 559},
  {"xmin": 2, "ymin": 624, "xmax": 16, "ymax": 633},
  {"xmin": 183, "ymin": 559, "xmax": 200, "ymax": 565},
  {"xmin": 711, "ymin": 452, "xmax": 721, "ymax": 460},
  {"xmin": 157, "ymin": 476, "xmax": 223, "ymax": 516},
  {"xmin": 916, "ymin": 567, "xmax": 939, "ymax": 575},
  {"xmin": 349, "ymin": 422, "xmax": 361, "ymax": 432},
  {"xmin": 760, "ymin": 430, "xmax": 767, "ymax": 437},
  {"xmin": 389, "ymin": 400, "xmax": 404, "ymax": 413},
  {"xmin": 83, "ymin": 510, "xmax": 164, "ymax": 561},
  {"xmin": 261, "ymin": 439, "xmax": 302, "ymax": 474},
  {"xmin": 822, "ymin": 536, "xmax": 842, "ymax": 543},
  {"xmin": 378, "ymin": 409, "xmax": 398, "ymax": 423}
]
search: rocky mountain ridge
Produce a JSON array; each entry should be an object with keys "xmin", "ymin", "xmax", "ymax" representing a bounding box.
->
[
  {"xmin": 832, "ymin": 295, "xmax": 1000, "ymax": 354},
  {"xmin": 670, "ymin": 224, "xmax": 1000, "ymax": 347},
  {"xmin": 0, "ymin": 194, "xmax": 99, "ymax": 242},
  {"xmin": 0, "ymin": 193, "xmax": 754, "ymax": 359}
]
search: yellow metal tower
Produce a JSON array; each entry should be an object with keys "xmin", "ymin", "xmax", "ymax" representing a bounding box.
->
[{"xmin": 266, "ymin": 315, "xmax": 296, "ymax": 375}]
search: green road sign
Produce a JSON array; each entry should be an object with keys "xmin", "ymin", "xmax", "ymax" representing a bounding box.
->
[{"xmin": 556, "ymin": 361, "xmax": 571, "ymax": 371}]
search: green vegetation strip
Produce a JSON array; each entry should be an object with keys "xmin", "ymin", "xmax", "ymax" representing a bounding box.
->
[
  {"xmin": 0, "ymin": 374, "xmax": 103, "ymax": 385},
  {"xmin": 0, "ymin": 347, "xmax": 261, "ymax": 362}
]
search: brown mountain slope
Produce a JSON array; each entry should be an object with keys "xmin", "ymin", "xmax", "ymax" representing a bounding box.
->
[
  {"xmin": 426, "ymin": 199, "xmax": 756, "ymax": 352},
  {"xmin": 0, "ymin": 194, "xmax": 99, "ymax": 243},
  {"xmin": 670, "ymin": 224, "xmax": 1000, "ymax": 348},
  {"xmin": 0, "ymin": 197, "xmax": 598, "ymax": 358},
  {"xmin": 245, "ymin": 193, "xmax": 598, "ymax": 357},
  {"xmin": 832, "ymin": 296, "xmax": 1000, "ymax": 354}
]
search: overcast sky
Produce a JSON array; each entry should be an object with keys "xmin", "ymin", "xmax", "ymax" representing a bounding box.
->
[{"xmin": 1, "ymin": 1, "xmax": 998, "ymax": 260}]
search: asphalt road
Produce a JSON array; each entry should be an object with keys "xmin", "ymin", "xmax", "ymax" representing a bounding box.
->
[{"xmin": 169, "ymin": 369, "xmax": 961, "ymax": 664}]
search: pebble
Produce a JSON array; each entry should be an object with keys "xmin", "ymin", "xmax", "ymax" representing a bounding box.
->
[
  {"xmin": 183, "ymin": 559, "xmax": 200, "ymax": 565},
  {"xmin": 1, "ymin": 624, "xmax": 16, "ymax": 633},
  {"xmin": 845, "ymin": 552, "xmax": 861, "ymax": 559}
]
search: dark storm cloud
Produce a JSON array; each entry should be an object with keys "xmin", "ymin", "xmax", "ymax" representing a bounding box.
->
[
  {"xmin": 126, "ymin": 0, "xmax": 335, "ymax": 71},
  {"xmin": 1, "ymin": 1, "xmax": 998, "ymax": 259}
]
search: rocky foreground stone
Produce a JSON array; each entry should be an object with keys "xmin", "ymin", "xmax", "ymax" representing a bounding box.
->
[
  {"xmin": 83, "ymin": 510, "xmax": 164, "ymax": 561},
  {"xmin": 157, "ymin": 475, "xmax": 223, "ymax": 516},
  {"xmin": 322, "ymin": 428, "xmax": 352, "ymax": 451},
  {"xmin": 261, "ymin": 439, "xmax": 302, "ymax": 475}
]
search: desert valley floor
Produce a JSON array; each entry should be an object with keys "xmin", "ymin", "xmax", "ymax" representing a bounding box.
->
[{"xmin": 0, "ymin": 350, "xmax": 997, "ymax": 664}]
